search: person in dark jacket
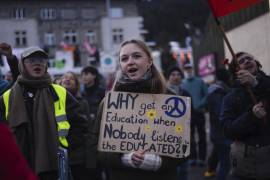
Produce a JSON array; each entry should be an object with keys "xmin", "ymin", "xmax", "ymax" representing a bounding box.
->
[
  {"xmin": 93, "ymin": 39, "xmax": 181, "ymax": 180},
  {"xmin": 0, "ymin": 42, "xmax": 20, "ymax": 95},
  {"xmin": 0, "ymin": 122, "xmax": 37, "ymax": 180},
  {"xmin": 204, "ymin": 68, "xmax": 231, "ymax": 180},
  {"xmin": 81, "ymin": 65, "xmax": 106, "ymax": 180},
  {"xmin": 81, "ymin": 66, "xmax": 105, "ymax": 123},
  {"xmin": 167, "ymin": 66, "xmax": 191, "ymax": 98},
  {"xmin": 0, "ymin": 46, "xmax": 86, "ymax": 180},
  {"xmin": 220, "ymin": 52, "xmax": 270, "ymax": 180},
  {"xmin": 167, "ymin": 66, "xmax": 191, "ymax": 180},
  {"xmin": 61, "ymin": 71, "xmax": 90, "ymax": 180}
]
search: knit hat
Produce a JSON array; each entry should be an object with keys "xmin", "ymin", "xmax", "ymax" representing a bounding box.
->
[
  {"xmin": 183, "ymin": 63, "xmax": 193, "ymax": 69},
  {"xmin": 167, "ymin": 66, "xmax": 184, "ymax": 78}
]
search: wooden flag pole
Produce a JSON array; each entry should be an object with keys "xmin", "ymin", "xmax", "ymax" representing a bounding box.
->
[{"xmin": 214, "ymin": 17, "xmax": 258, "ymax": 105}]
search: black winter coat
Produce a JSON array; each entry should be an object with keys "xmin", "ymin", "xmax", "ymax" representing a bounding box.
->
[
  {"xmin": 81, "ymin": 83, "xmax": 105, "ymax": 122},
  {"xmin": 220, "ymin": 72, "xmax": 270, "ymax": 146},
  {"xmin": 67, "ymin": 95, "xmax": 90, "ymax": 165},
  {"xmin": 81, "ymin": 83, "xmax": 105, "ymax": 168}
]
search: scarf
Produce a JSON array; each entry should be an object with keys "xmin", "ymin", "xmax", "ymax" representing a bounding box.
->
[
  {"xmin": 167, "ymin": 83, "xmax": 180, "ymax": 94},
  {"xmin": 7, "ymin": 60, "xmax": 59, "ymax": 174},
  {"xmin": 114, "ymin": 69, "xmax": 153, "ymax": 93}
]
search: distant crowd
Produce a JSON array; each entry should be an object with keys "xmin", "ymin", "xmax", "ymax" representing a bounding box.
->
[{"xmin": 0, "ymin": 40, "xmax": 269, "ymax": 180}]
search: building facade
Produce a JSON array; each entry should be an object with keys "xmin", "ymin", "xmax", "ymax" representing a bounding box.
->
[
  {"xmin": 0, "ymin": 0, "xmax": 145, "ymax": 70},
  {"xmin": 192, "ymin": 0, "xmax": 270, "ymax": 76}
]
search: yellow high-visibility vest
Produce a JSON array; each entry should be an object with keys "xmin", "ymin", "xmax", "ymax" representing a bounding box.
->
[{"xmin": 3, "ymin": 84, "xmax": 70, "ymax": 147}]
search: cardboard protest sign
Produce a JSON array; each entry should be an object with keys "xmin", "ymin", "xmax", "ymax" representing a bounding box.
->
[{"xmin": 98, "ymin": 91, "xmax": 191, "ymax": 158}]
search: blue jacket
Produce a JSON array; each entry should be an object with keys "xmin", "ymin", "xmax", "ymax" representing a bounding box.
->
[{"xmin": 182, "ymin": 76, "xmax": 208, "ymax": 112}]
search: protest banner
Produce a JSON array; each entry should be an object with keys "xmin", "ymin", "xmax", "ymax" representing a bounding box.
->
[{"xmin": 98, "ymin": 91, "xmax": 191, "ymax": 158}]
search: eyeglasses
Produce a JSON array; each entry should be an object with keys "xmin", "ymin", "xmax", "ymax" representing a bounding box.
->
[
  {"xmin": 24, "ymin": 57, "xmax": 48, "ymax": 64},
  {"xmin": 238, "ymin": 56, "xmax": 254, "ymax": 65}
]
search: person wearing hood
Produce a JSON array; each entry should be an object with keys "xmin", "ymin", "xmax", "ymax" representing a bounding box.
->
[
  {"xmin": 204, "ymin": 68, "xmax": 232, "ymax": 180},
  {"xmin": 0, "ymin": 46, "xmax": 86, "ymax": 180}
]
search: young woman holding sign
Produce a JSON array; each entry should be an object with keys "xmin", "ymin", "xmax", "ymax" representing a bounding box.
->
[{"xmin": 93, "ymin": 39, "xmax": 181, "ymax": 180}]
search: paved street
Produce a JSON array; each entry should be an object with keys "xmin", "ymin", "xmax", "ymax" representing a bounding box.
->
[
  {"xmin": 187, "ymin": 113, "xmax": 233, "ymax": 180},
  {"xmin": 188, "ymin": 165, "xmax": 234, "ymax": 180}
]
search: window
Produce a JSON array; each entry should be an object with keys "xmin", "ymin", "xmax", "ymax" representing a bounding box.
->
[
  {"xmin": 61, "ymin": 9, "xmax": 76, "ymax": 19},
  {"xmin": 85, "ymin": 30, "xmax": 96, "ymax": 44},
  {"xmin": 40, "ymin": 8, "xmax": 56, "ymax": 20},
  {"xmin": 12, "ymin": 8, "xmax": 25, "ymax": 19},
  {"xmin": 81, "ymin": 8, "xmax": 97, "ymax": 19},
  {"xmin": 63, "ymin": 30, "xmax": 77, "ymax": 44},
  {"xmin": 15, "ymin": 31, "xmax": 27, "ymax": 47},
  {"xmin": 112, "ymin": 28, "xmax": 123, "ymax": 44},
  {"xmin": 110, "ymin": 8, "xmax": 123, "ymax": 18},
  {"xmin": 44, "ymin": 32, "xmax": 56, "ymax": 46}
]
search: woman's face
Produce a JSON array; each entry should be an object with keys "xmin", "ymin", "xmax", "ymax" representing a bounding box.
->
[
  {"xmin": 81, "ymin": 72, "xmax": 96, "ymax": 86},
  {"xmin": 61, "ymin": 72, "xmax": 77, "ymax": 93},
  {"xmin": 237, "ymin": 53, "xmax": 258, "ymax": 74},
  {"xmin": 119, "ymin": 43, "xmax": 152, "ymax": 81}
]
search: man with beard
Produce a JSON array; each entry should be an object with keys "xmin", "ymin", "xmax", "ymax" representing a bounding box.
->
[{"xmin": 220, "ymin": 52, "xmax": 270, "ymax": 180}]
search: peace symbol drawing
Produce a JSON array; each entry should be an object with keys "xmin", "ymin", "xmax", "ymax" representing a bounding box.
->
[{"xmin": 164, "ymin": 97, "xmax": 187, "ymax": 118}]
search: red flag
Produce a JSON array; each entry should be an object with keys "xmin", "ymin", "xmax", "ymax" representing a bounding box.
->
[{"xmin": 208, "ymin": 0, "xmax": 261, "ymax": 17}]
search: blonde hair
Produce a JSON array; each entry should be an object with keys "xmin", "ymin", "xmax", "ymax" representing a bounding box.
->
[{"xmin": 112, "ymin": 39, "xmax": 167, "ymax": 94}]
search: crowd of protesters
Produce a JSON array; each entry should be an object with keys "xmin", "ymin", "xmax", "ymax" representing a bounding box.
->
[{"xmin": 0, "ymin": 40, "xmax": 269, "ymax": 180}]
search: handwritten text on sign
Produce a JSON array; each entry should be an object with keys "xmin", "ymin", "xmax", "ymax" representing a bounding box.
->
[{"xmin": 98, "ymin": 91, "xmax": 191, "ymax": 158}]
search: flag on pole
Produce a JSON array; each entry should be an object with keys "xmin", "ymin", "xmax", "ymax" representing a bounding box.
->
[
  {"xmin": 208, "ymin": 0, "xmax": 261, "ymax": 17},
  {"xmin": 83, "ymin": 40, "xmax": 97, "ymax": 55}
]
